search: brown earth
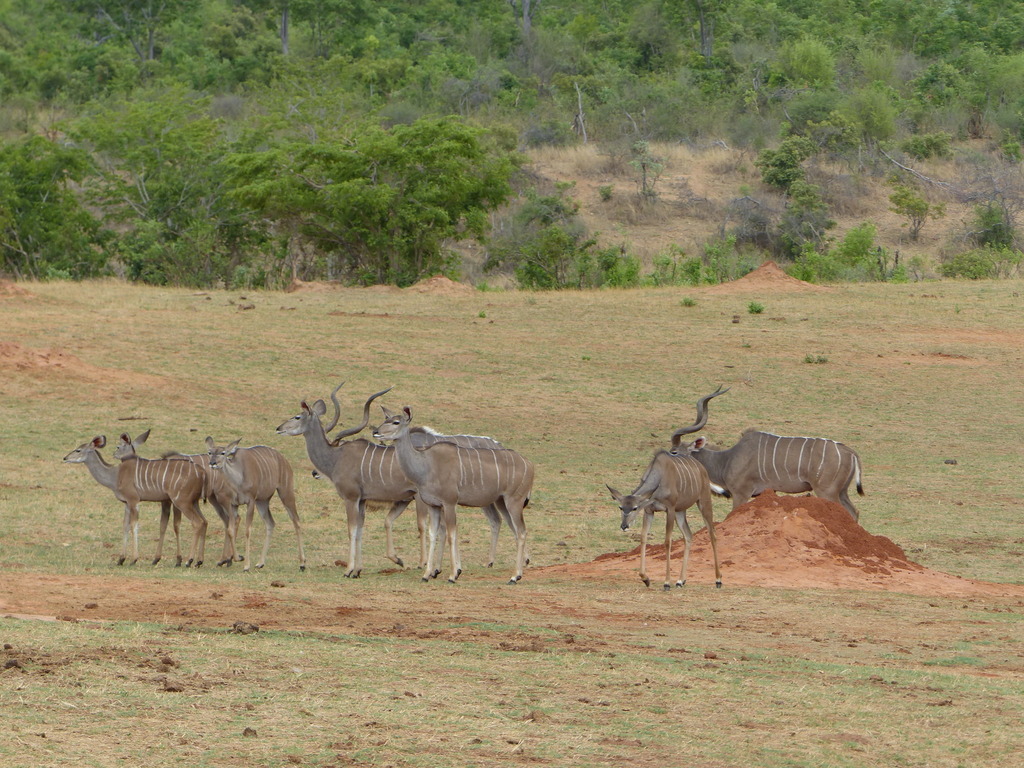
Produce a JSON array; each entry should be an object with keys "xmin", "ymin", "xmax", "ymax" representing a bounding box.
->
[
  {"xmin": 702, "ymin": 260, "xmax": 832, "ymax": 294},
  {"xmin": 3, "ymin": 490, "xmax": 1019, "ymax": 633}
]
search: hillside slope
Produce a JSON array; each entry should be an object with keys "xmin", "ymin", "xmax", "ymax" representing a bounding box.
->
[{"xmin": 525, "ymin": 142, "xmax": 989, "ymax": 277}]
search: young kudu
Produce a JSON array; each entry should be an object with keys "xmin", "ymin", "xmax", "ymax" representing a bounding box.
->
[
  {"xmin": 373, "ymin": 406, "xmax": 533, "ymax": 585},
  {"xmin": 205, "ymin": 438, "xmax": 305, "ymax": 571},
  {"xmin": 670, "ymin": 386, "xmax": 865, "ymax": 519},
  {"xmin": 63, "ymin": 433, "xmax": 208, "ymax": 566},
  {"xmin": 117, "ymin": 429, "xmax": 242, "ymax": 567},
  {"xmin": 607, "ymin": 451, "xmax": 722, "ymax": 590}
]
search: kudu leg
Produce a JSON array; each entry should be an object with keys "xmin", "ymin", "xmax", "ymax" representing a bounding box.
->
[
  {"xmin": 209, "ymin": 499, "xmax": 237, "ymax": 567},
  {"xmin": 277, "ymin": 488, "xmax": 305, "ymax": 572},
  {"xmin": 343, "ymin": 498, "xmax": 363, "ymax": 577},
  {"xmin": 242, "ymin": 502, "xmax": 257, "ymax": 571},
  {"xmin": 383, "ymin": 499, "xmax": 413, "ymax": 568},
  {"xmin": 421, "ymin": 505, "xmax": 443, "ymax": 581},
  {"xmin": 698, "ymin": 496, "xmax": 722, "ymax": 588},
  {"xmin": 179, "ymin": 501, "xmax": 208, "ymax": 568},
  {"xmin": 671, "ymin": 510, "xmax": 695, "ymax": 589},
  {"xmin": 502, "ymin": 499, "xmax": 529, "ymax": 584},
  {"xmin": 119, "ymin": 503, "xmax": 141, "ymax": 566},
  {"xmin": 442, "ymin": 503, "xmax": 461, "ymax": 583},
  {"xmin": 482, "ymin": 504, "xmax": 502, "ymax": 567},
  {"xmin": 638, "ymin": 509, "xmax": 653, "ymax": 588},
  {"xmin": 253, "ymin": 499, "xmax": 275, "ymax": 570},
  {"xmin": 153, "ymin": 500, "xmax": 172, "ymax": 566}
]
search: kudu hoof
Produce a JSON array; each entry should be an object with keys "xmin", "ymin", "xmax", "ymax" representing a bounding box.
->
[
  {"xmin": 663, "ymin": 584, "xmax": 672, "ymax": 592},
  {"xmin": 299, "ymin": 565, "xmax": 306, "ymax": 572},
  {"xmin": 716, "ymin": 580, "xmax": 723, "ymax": 589},
  {"xmin": 394, "ymin": 557, "xmax": 405, "ymax": 568},
  {"xmin": 675, "ymin": 581, "xmax": 686, "ymax": 588},
  {"xmin": 421, "ymin": 576, "xmax": 429, "ymax": 583},
  {"xmin": 151, "ymin": 558, "xmax": 161, "ymax": 566},
  {"xmin": 641, "ymin": 577, "xmax": 651, "ymax": 588},
  {"xmin": 116, "ymin": 557, "xmax": 126, "ymax": 566}
]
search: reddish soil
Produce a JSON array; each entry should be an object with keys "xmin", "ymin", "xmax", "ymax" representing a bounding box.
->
[
  {"xmin": 547, "ymin": 490, "xmax": 1024, "ymax": 598},
  {"xmin": 702, "ymin": 260, "xmax": 832, "ymax": 294},
  {"xmin": 3, "ymin": 491, "xmax": 1020, "ymax": 635}
]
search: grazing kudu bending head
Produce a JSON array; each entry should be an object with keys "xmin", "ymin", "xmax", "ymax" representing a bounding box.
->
[
  {"xmin": 607, "ymin": 450, "xmax": 721, "ymax": 590},
  {"xmin": 276, "ymin": 384, "xmax": 414, "ymax": 577},
  {"xmin": 373, "ymin": 406, "xmax": 533, "ymax": 585},
  {"xmin": 670, "ymin": 387, "xmax": 865, "ymax": 520},
  {"xmin": 206, "ymin": 437, "xmax": 305, "ymax": 571}
]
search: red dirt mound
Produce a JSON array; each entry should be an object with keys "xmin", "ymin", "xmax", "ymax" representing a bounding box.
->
[
  {"xmin": 703, "ymin": 260, "xmax": 831, "ymax": 294},
  {"xmin": 0, "ymin": 341, "xmax": 166, "ymax": 394},
  {"xmin": 0, "ymin": 280, "xmax": 34, "ymax": 298},
  {"xmin": 407, "ymin": 275, "xmax": 475, "ymax": 295},
  {"xmin": 544, "ymin": 490, "xmax": 1024, "ymax": 597}
]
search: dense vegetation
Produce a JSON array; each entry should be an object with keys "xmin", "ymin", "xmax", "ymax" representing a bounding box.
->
[{"xmin": 2, "ymin": 0, "xmax": 1024, "ymax": 287}]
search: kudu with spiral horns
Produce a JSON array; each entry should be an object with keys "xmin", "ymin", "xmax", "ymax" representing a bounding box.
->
[{"xmin": 670, "ymin": 386, "xmax": 865, "ymax": 520}]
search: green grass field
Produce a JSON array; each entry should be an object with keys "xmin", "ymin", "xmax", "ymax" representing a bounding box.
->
[{"xmin": 1, "ymin": 277, "xmax": 1022, "ymax": 767}]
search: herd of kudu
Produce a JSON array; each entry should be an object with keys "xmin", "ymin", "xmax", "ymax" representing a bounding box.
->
[{"xmin": 65, "ymin": 384, "xmax": 864, "ymax": 588}]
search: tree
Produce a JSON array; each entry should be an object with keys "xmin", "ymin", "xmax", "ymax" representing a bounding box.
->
[
  {"xmin": 65, "ymin": 0, "xmax": 199, "ymax": 63},
  {"xmin": 72, "ymin": 88, "xmax": 259, "ymax": 285},
  {"xmin": 0, "ymin": 136, "xmax": 107, "ymax": 279},
  {"xmin": 229, "ymin": 117, "xmax": 517, "ymax": 286},
  {"xmin": 889, "ymin": 183, "xmax": 944, "ymax": 242}
]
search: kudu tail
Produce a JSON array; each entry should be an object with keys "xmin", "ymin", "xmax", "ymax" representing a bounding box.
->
[{"xmin": 854, "ymin": 455, "xmax": 865, "ymax": 496}]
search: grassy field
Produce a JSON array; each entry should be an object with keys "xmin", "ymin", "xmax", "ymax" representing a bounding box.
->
[{"xmin": 1, "ymin": 276, "xmax": 1023, "ymax": 767}]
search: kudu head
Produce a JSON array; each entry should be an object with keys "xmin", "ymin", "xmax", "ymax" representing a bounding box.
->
[
  {"xmin": 276, "ymin": 385, "xmax": 393, "ymax": 442},
  {"xmin": 112, "ymin": 429, "xmax": 151, "ymax": 461},
  {"xmin": 206, "ymin": 436, "xmax": 242, "ymax": 471},
  {"xmin": 669, "ymin": 386, "xmax": 729, "ymax": 454},
  {"xmin": 63, "ymin": 435, "xmax": 107, "ymax": 463},
  {"xmin": 606, "ymin": 485, "xmax": 655, "ymax": 531},
  {"xmin": 372, "ymin": 405, "xmax": 413, "ymax": 442}
]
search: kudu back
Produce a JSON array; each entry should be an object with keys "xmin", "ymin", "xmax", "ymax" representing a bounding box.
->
[{"xmin": 670, "ymin": 386, "xmax": 865, "ymax": 519}]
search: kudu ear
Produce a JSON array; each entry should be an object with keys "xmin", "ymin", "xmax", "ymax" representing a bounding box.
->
[
  {"xmin": 380, "ymin": 405, "xmax": 394, "ymax": 418},
  {"xmin": 134, "ymin": 429, "xmax": 151, "ymax": 446},
  {"xmin": 119, "ymin": 432, "xmax": 132, "ymax": 445},
  {"xmin": 606, "ymin": 484, "xmax": 623, "ymax": 502},
  {"xmin": 402, "ymin": 406, "xmax": 412, "ymax": 420},
  {"xmin": 227, "ymin": 439, "xmax": 241, "ymax": 455},
  {"xmin": 93, "ymin": 435, "xmax": 107, "ymax": 448},
  {"xmin": 312, "ymin": 399, "xmax": 327, "ymax": 417},
  {"xmin": 693, "ymin": 436, "xmax": 708, "ymax": 450},
  {"xmin": 205, "ymin": 436, "xmax": 216, "ymax": 451}
]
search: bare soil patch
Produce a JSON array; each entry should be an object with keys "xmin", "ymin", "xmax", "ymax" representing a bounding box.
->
[
  {"xmin": 544, "ymin": 491, "xmax": 1024, "ymax": 599},
  {"xmin": 4, "ymin": 492, "xmax": 1019, "ymax": 636},
  {"xmin": 0, "ymin": 341, "xmax": 164, "ymax": 392},
  {"xmin": 0, "ymin": 279, "xmax": 34, "ymax": 297},
  {"xmin": 406, "ymin": 275, "xmax": 475, "ymax": 295}
]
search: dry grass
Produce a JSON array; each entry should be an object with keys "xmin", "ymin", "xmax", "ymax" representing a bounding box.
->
[
  {"xmin": 526, "ymin": 141, "xmax": 996, "ymax": 269},
  {"xmin": 1, "ymin": 277, "xmax": 1023, "ymax": 767}
]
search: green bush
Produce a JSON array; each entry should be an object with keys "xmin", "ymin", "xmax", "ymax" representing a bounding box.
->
[
  {"xmin": 940, "ymin": 246, "xmax": 1023, "ymax": 279},
  {"xmin": 900, "ymin": 132, "xmax": 952, "ymax": 160}
]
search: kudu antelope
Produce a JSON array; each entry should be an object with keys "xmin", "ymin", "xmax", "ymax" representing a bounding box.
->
[
  {"xmin": 205, "ymin": 438, "xmax": 306, "ymax": 571},
  {"xmin": 607, "ymin": 451, "xmax": 722, "ymax": 590},
  {"xmin": 373, "ymin": 406, "xmax": 533, "ymax": 585},
  {"xmin": 117, "ymin": 429, "xmax": 242, "ymax": 567},
  {"xmin": 63, "ymin": 433, "xmax": 208, "ymax": 566},
  {"xmin": 670, "ymin": 386, "xmax": 865, "ymax": 520},
  {"xmin": 277, "ymin": 384, "xmax": 517, "ymax": 577}
]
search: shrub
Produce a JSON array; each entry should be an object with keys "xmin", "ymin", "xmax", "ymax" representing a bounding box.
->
[
  {"xmin": 940, "ymin": 246, "xmax": 1023, "ymax": 279},
  {"xmin": 900, "ymin": 132, "xmax": 952, "ymax": 160},
  {"xmin": 747, "ymin": 301, "xmax": 765, "ymax": 314}
]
